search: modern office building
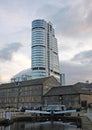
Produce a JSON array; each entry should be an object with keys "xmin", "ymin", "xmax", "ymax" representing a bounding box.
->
[{"xmin": 31, "ymin": 19, "xmax": 60, "ymax": 81}]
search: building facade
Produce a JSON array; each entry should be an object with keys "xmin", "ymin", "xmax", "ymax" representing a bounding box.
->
[
  {"xmin": 0, "ymin": 77, "xmax": 92, "ymax": 110},
  {"xmin": 0, "ymin": 76, "xmax": 60, "ymax": 108},
  {"xmin": 43, "ymin": 83, "xmax": 92, "ymax": 109},
  {"xmin": 31, "ymin": 19, "xmax": 60, "ymax": 82}
]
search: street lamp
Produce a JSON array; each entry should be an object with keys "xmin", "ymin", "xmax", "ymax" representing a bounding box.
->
[
  {"xmin": 15, "ymin": 81, "xmax": 22, "ymax": 109},
  {"xmin": 59, "ymin": 95, "xmax": 63, "ymax": 105}
]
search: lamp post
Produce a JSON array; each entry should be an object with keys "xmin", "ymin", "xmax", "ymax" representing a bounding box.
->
[
  {"xmin": 15, "ymin": 82, "xmax": 22, "ymax": 109},
  {"xmin": 59, "ymin": 95, "xmax": 63, "ymax": 105}
]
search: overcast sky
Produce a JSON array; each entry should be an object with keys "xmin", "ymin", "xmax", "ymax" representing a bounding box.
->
[{"xmin": 0, "ymin": 0, "xmax": 92, "ymax": 85}]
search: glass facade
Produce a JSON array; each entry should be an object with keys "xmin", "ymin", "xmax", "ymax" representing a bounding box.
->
[{"xmin": 31, "ymin": 19, "xmax": 60, "ymax": 81}]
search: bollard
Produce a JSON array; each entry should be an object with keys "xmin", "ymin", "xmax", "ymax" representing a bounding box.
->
[{"xmin": 51, "ymin": 111, "xmax": 54, "ymax": 121}]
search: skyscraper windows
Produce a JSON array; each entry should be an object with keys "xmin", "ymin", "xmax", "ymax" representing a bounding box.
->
[{"xmin": 31, "ymin": 19, "xmax": 60, "ymax": 81}]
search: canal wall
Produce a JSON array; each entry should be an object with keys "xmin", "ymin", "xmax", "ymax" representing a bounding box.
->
[
  {"xmin": 0, "ymin": 112, "xmax": 82, "ymax": 128},
  {"xmin": 0, "ymin": 110, "xmax": 92, "ymax": 130}
]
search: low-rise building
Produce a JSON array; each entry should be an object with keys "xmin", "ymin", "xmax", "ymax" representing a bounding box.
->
[
  {"xmin": 0, "ymin": 77, "xmax": 92, "ymax": 110},
  {"xmin": 43, "ymin": 83, "xmax": 92, "ymax": 109},
  {"xmin": 0, "ymin": 76, "xmax": 60, "ymax": 108}
]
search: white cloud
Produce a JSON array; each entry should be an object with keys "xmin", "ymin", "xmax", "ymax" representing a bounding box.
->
[{"xmin": 0, "ymin": 52, "xmax": 31, "ymax": 83}]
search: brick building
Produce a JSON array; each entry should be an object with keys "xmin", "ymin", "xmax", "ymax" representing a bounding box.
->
[
  {"xmin": 0, "ymin": 76, "xmax": 60, "ymax": 108},
  {"xmin": 0, "ymin": 77, "xmax": 92, "ymax": 110},
  {"xmin": 43, "ymin": 83, "xmax": 92, "ymax": 109}
]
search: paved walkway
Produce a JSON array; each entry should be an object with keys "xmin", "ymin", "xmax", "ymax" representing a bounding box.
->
[
  {"xmin": 71, "ymin": 110, "xmax": 92, "ymax": 130},
  {"xmin": 81, "ymin": 116, "xmax": 92, "ymax": 130}
]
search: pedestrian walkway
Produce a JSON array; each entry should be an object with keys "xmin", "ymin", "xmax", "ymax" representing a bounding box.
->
[
  {"xmin": 87, "ymin": 108, "xmax": 92, "ymax": 121},
  {"xmin": 71, "ymin": 109, "xmax": 92, "ymax": 130},
  {"xmin": 81, "ymin": 116, "xmax": 92, "ymax": 130}
]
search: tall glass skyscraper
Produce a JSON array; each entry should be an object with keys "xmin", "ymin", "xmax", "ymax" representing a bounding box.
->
[{"xmin": 31, "ymin": 19, "xmax": 60, "ymax": 81}]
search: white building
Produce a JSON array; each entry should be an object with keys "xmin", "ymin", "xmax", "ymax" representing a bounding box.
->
[{"xmin": 31, "ymin": 19, "xmax": 60, "ymax": 82}]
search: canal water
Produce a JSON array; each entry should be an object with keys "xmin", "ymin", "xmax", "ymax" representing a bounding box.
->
[{"xmin": 0, "ymin": 121, "xmax": 81, "ymax": 130}]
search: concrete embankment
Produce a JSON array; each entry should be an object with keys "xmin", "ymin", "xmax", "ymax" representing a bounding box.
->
[
  {"xmin": 0, "ymin": 112, "xmax": 82, "ymax": 128},
  {"xmin": 0, "ymin": 118, "xmax": 13, "ymax": 126},
  {"xmin": 72, "ymin": 110, "xmax": 92, "ymax": 130},
  {"xmin": 81, "ymin": 116, "xmax": 92, "ymax": 130},
  {"xmin": 0, "ymin": 110, "xmax": 92, "ymax": 130}
]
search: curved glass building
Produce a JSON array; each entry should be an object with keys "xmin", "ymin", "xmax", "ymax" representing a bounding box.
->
[{"xmin": 31, "ymin": 19, "xmax": 60, "ymax": 81}]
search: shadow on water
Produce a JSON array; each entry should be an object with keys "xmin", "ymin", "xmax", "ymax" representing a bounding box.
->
[{"xmin": 1, "ymin": 121, "xmax": 82, "ymax": 130}]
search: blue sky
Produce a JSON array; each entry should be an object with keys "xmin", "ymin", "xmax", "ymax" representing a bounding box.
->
[{"xmin": 0, "ymin": 0, "xmax": 92, "ymax": 84}]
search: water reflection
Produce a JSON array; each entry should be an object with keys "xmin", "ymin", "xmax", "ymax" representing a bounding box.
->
[{"xmin": 0, "ymin": 121, "xmax": 81, "ymax": 130}]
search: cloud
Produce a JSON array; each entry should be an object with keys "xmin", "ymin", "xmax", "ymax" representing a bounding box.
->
[
  {"xmin": 61, "ymin": 60, "xmax": 92, "ymax": 85},
  {"xmin": 72, "ymin": 50, "xmax": 92, "ymax": 64},
  {"xmin": 13, "ymin": 68, "xmax": 32, "ymax": 78},
  {"xmin": 61, "ymin": 49, "xmax": 92, "ymax": 84},
  {"xmin": 0, "ymin": 52, "xmax": 31, "ymax": 83},
  {"xmin": 36, "ymin": 0, "xmax": 92, "ymax": 38},
  {"xmin": 0, "ymin": 42, "xmax": 22, "ymax": 61}
]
